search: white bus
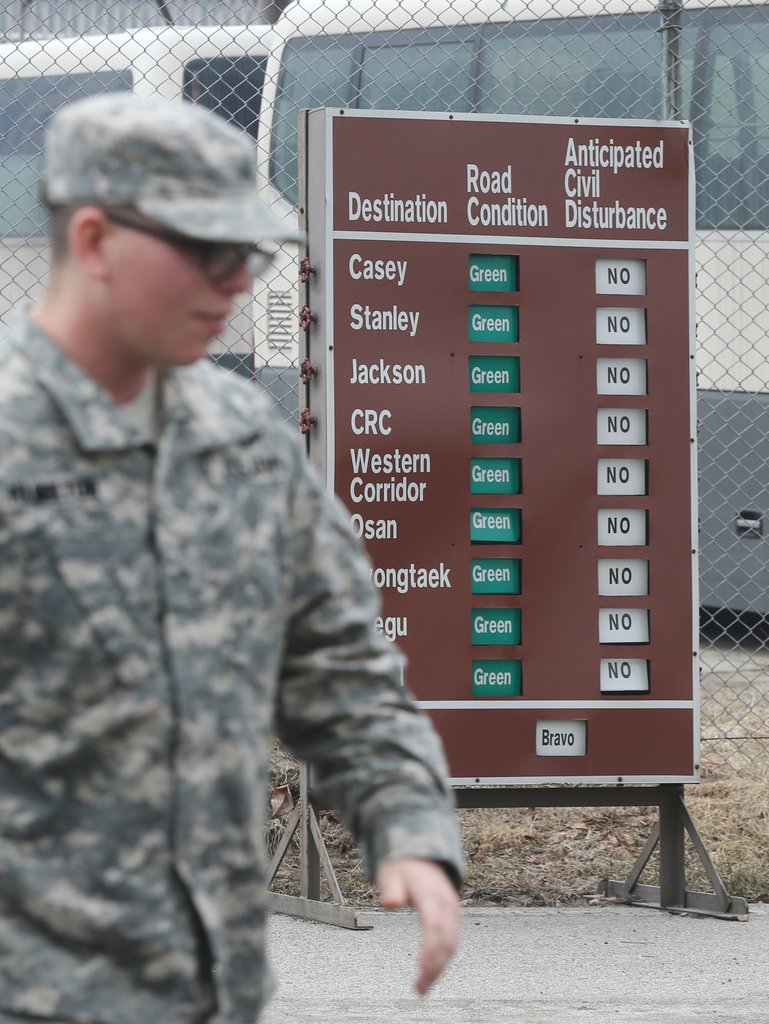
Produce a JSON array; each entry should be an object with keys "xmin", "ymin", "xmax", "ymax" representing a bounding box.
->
[
  {"xmin": 255, "ymin": 0, "xmax": 769, "ymax": 616},
  {"xmin": 0, "ymin": 23, "xmax": 276, "ymax": 376}
]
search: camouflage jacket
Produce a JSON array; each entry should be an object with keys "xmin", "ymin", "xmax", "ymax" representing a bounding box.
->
[{"xmin": 0, "ymin": 315, "xmax": 462, "ymax": 1024}]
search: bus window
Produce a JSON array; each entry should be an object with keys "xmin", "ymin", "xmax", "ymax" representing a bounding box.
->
[
  {"xmin": 688, "ymin": 5, "xmax": 769, "ymax": 230},
  {"xmin": 358, "ymin": 36, "xmax": 476, "ymax": 112},
  {"xmin": 183, "ymin": 55, "xmax": 267, "ymax": 140},
  {"xmin": 270, "ymin": 36, "xmax": 356, "ymax": 207},
  {"xmin": 478, "ymin": 14, "xmax": 660, "ymax": 120},
  {"xmin": 0, "ymin": 70, "xmax": 131, "ymax": 237}
]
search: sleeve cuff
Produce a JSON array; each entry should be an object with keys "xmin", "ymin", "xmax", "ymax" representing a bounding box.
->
[{"xmin": 359, "ymin": 807, "xmax": 465, "ymax": 889}]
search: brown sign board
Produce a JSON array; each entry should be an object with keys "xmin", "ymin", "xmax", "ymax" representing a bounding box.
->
[{"xmin": 302, "ymin": 108, "xmax": 697, "ymax": 785}]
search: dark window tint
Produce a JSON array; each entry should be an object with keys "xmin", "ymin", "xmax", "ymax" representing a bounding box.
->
[
  {"xmin": 270, "ymin": 36, "xmax": 356, "ymax": 206},
  {"xmin": 683, "ymin": 5, "xmax": 769, "ymax": 229},
  {"xmin": 478, "ymin": 13, "xmax": 661, "ymax": 119},
  {"xmin": 183, "ymin": 55, "xmax": 267, "ymax": 140},
  {"xmin": 358, "ymin": 36, "xmax": 476, "ymax": 112},
  {"xmin": 0, "ymin": 71, "xmax": 131, "ymax": 237}
]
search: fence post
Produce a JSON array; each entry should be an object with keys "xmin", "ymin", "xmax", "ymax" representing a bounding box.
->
[{"xmin": 658, "ymin": 0, "xmax": 684, "ymax": 120}]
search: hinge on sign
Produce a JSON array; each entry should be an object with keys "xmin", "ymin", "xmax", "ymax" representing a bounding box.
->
[
  {"xmin": 299, "ymin": 408, "xmax": 316, "ymax": 435},
  {"xmin": 298, "ymin": 256, "xmax": 316, "ymax": 283},
  {"xmin": 299, "ymin": 305, "xmax": 316, "ymax": 331},
  {"xmin": 299, "ymin": 358, "xmax": 316, "ymax": 384}
]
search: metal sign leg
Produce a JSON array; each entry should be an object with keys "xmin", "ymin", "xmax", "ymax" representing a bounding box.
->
[
  {"xmin": 267, "ymin": 764, "xmax": 372, "ymax": 930},
  {"xmin": 601, "ymin": 785, "xmax": 749, "ymax": 920}
]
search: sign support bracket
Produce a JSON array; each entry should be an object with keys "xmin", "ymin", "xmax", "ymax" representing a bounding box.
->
[
  {"xmin": 600, "ymin": 784, "xmax": 748, "ymax": 920},
  {"xmin": 266, "ymin": 764, "xmax": 373, "ymax": 931},
  {"xmin": 454, "ymin": 785, "xmax": 748, "ymax": 921}
]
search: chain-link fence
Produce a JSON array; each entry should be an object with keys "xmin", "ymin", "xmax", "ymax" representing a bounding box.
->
[
  {"xmin": 1, "ymin": 0, "xmax": 767, "ymax": 772},
  {"xmin": 0, "ymin": 1, "xmax": 279, "ymax": 36}
]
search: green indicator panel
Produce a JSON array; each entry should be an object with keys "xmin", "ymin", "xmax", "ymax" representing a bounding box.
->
[
  {"xmin": 468, "ymin": 254, "xmax": 519, "ymax": 292},
  {"xmin": 471, "ymin": 406, "xmax": 520, "ymax": 444},
  {"xmin": 470, "ymin": 457, "xmax": 521, "ymax": 494},
  {"xmin": 472, "ymin": 609, "xmax": 521, "ymax": 646},
  {"xmin": 471, "ymin": 558, "xmax": 521, "ymax": 594},
  {"xmin": 472, "ymin": 659, "xmax": 523, "ymax": 696},
  {"xmin": 470, "ymin": 507, "xmax": 521, "ymax": 543},
  {"xmin": 469, "ymin": 305, "xmax": 519, "ymax": 342},
  {"xmin": 469, "ymin": 356, "xmax": 520, "ymax": 393}
]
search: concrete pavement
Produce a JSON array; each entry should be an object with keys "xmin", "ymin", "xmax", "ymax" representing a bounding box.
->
[{"xmin": 261, "ymin": 903, "xmax": 769, "ymax": 1023}]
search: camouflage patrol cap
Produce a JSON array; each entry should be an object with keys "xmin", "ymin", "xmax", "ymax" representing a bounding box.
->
[{"xmin": 41, "ymin": 92, "xmax": 302, "ymax": 243}]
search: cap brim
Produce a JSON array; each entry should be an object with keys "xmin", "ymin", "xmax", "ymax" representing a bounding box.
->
[{"xmin": 138, "ymin": 194, "xmax": 304, "ymax": 244}]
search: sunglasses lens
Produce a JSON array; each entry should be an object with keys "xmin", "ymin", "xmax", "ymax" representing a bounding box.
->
[{"xmin": 205, "ymin": 246, "xmax": 273, "ymax": 281}]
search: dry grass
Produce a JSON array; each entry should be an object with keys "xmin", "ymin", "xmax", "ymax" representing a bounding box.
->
[{"xmin": 268, "ymin": 646, "xmax": 769, "ymax": 907}]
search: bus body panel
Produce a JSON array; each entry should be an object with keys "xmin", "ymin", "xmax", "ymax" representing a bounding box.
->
[{"xmin": 699, "ymin": 388, "xmax": 769, "ymax": 614}]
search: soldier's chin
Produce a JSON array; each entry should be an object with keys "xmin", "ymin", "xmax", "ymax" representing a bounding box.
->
[{"xmin": 196, "ymin": 314, "xmax": 228, "ymax": 336}]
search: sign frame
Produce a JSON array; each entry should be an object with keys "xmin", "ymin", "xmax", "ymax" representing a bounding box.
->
[{"xmin": 302, "ymin": 107, "xmax": 699, "ymax": 787}]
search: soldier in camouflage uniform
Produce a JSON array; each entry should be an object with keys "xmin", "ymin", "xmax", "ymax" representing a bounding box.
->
[{"xmin": 0, "ymin": 94, "xmax": 462, "ymax": 1024}]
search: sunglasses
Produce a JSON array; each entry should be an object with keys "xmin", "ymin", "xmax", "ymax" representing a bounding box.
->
[{"xmin": 103, "ymin": 210, "xmax": 274, "ymax": 282}]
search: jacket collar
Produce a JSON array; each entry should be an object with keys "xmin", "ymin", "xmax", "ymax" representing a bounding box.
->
[{"xmin": 11, "ymin": 313, "xmax": 262, "ymax": 454}]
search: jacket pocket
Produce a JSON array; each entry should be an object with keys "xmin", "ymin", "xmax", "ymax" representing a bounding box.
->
[{"xmin": 0, "ymin": 496, "xmax": 163, "ymax": 691}]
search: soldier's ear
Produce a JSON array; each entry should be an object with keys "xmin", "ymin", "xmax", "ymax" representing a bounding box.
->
[{"xmin": 68, "ymin": 207, "xmax": 111, "ymax": 281}]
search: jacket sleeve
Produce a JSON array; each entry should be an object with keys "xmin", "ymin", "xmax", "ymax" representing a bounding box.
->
[{"xmin": 274, "ymin": 440, "xmax": 463, "ymax": 887}]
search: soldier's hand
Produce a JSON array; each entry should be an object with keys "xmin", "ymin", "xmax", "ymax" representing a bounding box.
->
[{"xmin": 375, "ymin": 857, "xmax": 460, "ymax": 996}]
